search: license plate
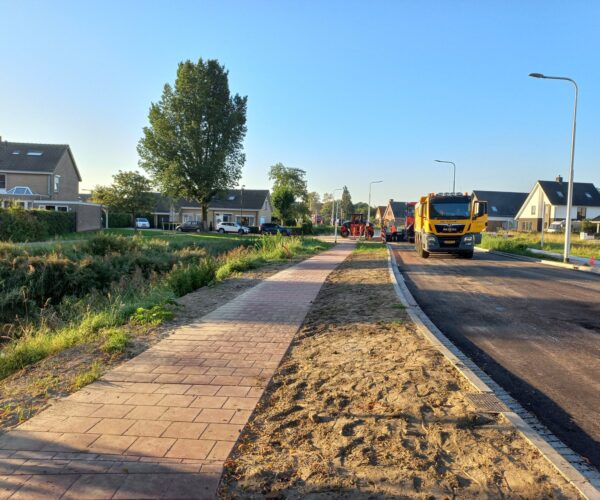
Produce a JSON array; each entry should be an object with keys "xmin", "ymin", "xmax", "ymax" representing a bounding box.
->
[{"xmin": 444, "ymin": 240, "xmax": 456, "ymax": 244}]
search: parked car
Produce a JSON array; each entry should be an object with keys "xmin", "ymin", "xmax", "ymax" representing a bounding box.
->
[
  {"xmin": 547, "ymin": 220, "xmax": 565, "ymax": 233},
  {"xmin": 175, "ymin": 221, "xmax": 202, "ymax": 233},
  {"xmin": 260, "ymin": 223, "xmax": 291, "ymax": 236},
  {"xmin": 135, "ymin": 218, "xmax": 150, "ymax": 229},
  {"xmin": 216, "ymin": 222, "xmax": 250, "ymax": 234}
]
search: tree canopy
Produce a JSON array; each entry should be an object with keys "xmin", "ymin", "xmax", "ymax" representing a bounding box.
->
[
  {"xmin": 137, "ymin": 58, "xmax": 247, "ymax": 228},
  {"xmin": 91, "ymin": 171, "xmax": 154, "ymax": 224},
  {"xmin": 340, "ymin": 186, "xmax": 354, "ymax": 220},
  {"xmin": 268, "ymin": 163, "xmax": 309, "ymax": 224}
]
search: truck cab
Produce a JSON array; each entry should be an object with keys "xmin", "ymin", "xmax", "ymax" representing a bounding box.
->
[{"xmin": 414, "ymin": 193, "xmax": 487, "ymax": 259}]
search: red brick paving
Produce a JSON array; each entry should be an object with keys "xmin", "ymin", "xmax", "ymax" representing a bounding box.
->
[{"xmin": 0, "ymin": 243, "xmax": 353, "ymax": 498}]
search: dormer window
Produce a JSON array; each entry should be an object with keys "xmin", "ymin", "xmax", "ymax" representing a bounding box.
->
[
  {"xmin": 11, "ymin": 150, "xmax": 20, "ymax": 155},
  {"xmin": 557, "ymin": 191, "xmax": 564, "ymax": 198},
  {"xmin": 27, "ymin": 151, "xmax": 43, "ymax": 156},
  {"xmin": 585, "ymin": 192, "xmax": 592, "ymax": 199},
  {"xmin": 228, "ymin": 195, "xmax": 235, "ymax": 201},
  {"xmin": 54, "ymin": 175, "xmax": 60, "ymax": 193}
]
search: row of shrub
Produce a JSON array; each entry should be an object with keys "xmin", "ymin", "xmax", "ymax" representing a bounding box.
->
[{"xmin": 0, "ymin": 208, "xmax": 76, "ymax": 242}]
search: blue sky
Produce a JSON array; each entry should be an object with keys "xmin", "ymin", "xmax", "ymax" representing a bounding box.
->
[{"xmin": 1, "ymin": 0, "xmax": 599, "ymax": 206}]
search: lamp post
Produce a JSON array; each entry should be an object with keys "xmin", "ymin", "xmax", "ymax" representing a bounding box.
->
[
  {"xmin": 529, "ymin": 72, "xmax": 578, "ymax": 263},
  {"xmin": 434, "ymin": 160, "xmax": 456, "ymax": 193},
  {"xmin": 331, "ymin": 188, "xmax": 342, "ymax": 242},
  {"xmin": 240, "ymin": 184, "xmax": 245, "ymax": 227}
]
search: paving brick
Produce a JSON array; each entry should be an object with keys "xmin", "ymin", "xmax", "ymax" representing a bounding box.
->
[
  {"xmin": 230, "ymin": 409, "xmax": 253, "ymax": 424},
  {"xmin": 87, "ymin": 418, "xmax": 134, "ymax": 436},
  {"xmin": 90, "ymin": 405, "xmax": 135, "ymax": 419},
  {"xmin": 87, "ymin": 435, "xmax": 137, "ymax": 455},
  {"xmin": 158, "ymin": 407, "xmax": 201, "ymax": 423},
  {"xmin": 112, "ymin": 473, "xmax": 174, "ymax": 499},
  {"xmin": 201, "ymin": 423, "xmax": 243, "ymax": 441},
  {"xmin": 0, "ymin": 474, "xmax": 31, "ymax": 498},
  {"xmin": 0, "ymin": 431, "xmax": 63, "ymax": 451},
  {"xmin": 157, "ymin": 394, "xmax": 195, "ymax": 407},
  {"xmin": 185, "ymin": 384, "xmax": 220, "ymax": 396},
  {"xmin": 222, "ymin": 397, "xmax": 260, "ymax": 410},
  {"xmin": 206, "ymin": 440, "xmax": 236, "ymax": 460},
  {"xmin": 162, "ymin": 422, "xmax": 208, "ymax": 439},
  {"xmin": 154, "ymin": 384, "xmax": 192, "ymax": 395},
  {"xmin": 123, "ymin": 393, "xmax": 164, "ymax": 406},
  {"xmin": 215, "ymin": 386, "xmax": 251, "ymax": 397},
  {"xmin": 125, "ymin": 406, "xmax": 168, "ymax": 421},
  {"xmin": 194, "ymin": 409, "xmax": 236, "ymax": 424},
  {"xmin": 40, "ymin": 433, "xmax": 99, "ymax": 452},
  {"xmin": 62, "ymin": 473, "xmax": 127, "ymax": 499},
  {"xmin": 124, "ymin": 420, "xmax": 171, "ymax": 437},
  {"xmin": 166, "ymin": 439, "xmax": 216, "ymax": 460},
  {"xmin": 190, "ymin": 396, "xmax": 228, "ymax": 409},
  {"xmin": 125, "ymin": 437, "xmax": 175, "ymax": 457},
  {"xmin": 211, "ymin": 375, "xmax": 243, "ymax": 386},
  {"xmin": 11, "ymin": 474, "xmax": 79, "ymax": 499}
]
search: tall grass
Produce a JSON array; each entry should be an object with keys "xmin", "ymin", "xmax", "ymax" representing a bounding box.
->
[
  {"xmin": 481, "ymin": 232, "xmax": 600, "ymax": 259},
  {"xmin": 0, "ymin": 233, "xmax": 332, "ymax": 380}
]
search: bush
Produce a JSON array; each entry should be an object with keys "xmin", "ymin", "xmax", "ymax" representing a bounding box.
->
[
  {"xmin": 101, "ymin": 328, "xmax": 131, "ymax": 353},
  {"xmin": 301, "ymin": 221, "xmax": 313, "ymax": 235},
  {"xmin": 131, "ymin": 305, "xmax": 174, "ymax": 326},
  {"xmin": 0, "ymin": 208, "xmax": 76, "ymax": 242},
  {"xmin": 106, "ymin": 212, "xmax": 132, "ymax": 228},
  {"xmin": 167, "ymin": 259, "xmax": 218, "ymax": 296}
]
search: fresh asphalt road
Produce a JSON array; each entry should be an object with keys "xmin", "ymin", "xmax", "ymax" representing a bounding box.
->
[{"xmin": 392, "ymin": 243, "xmax": 600, "ymax": 468}]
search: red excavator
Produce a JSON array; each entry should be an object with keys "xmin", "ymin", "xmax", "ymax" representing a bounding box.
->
[{"xmin": 340, "ymin": 213, "xmax": 374, "ymax": 239}]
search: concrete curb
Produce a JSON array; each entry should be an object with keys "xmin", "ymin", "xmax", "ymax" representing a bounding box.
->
[
  {"xmin": 476, "ymin": 247, "xmax": 600, "ymax": 276},
  {"xmin": 387, "ymin": 245, "xmax": 600, "ymax": 500}
]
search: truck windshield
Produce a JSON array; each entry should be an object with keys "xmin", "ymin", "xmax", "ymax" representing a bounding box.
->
[{"xmin": 429, "ymin": 202, "xmax": 471, "ymax": 219}]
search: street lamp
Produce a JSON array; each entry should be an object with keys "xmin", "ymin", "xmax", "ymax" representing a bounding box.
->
[
  {"xmin": 434, "ymin": 160, "xmax": 456, "ymax": 193},
  {"xmin": 240, "ymin": 184, "xmax": 245, "ymax": 227},
  {"xmin": 331, "ymin": 188, "xmax": 342, "ymax": 242},
  {"xmin": 529, "ymin": 72, "xmax": 578, "ymax": 263},
  {"xmin": 366, "ymin": 180, "xmax": 383, "ymax": 227}
]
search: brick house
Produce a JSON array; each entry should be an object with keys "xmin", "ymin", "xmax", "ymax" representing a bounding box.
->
[
  {"xmin": 0, "ymin": 139, "xmax": 103, "ymax": 231},
  {"xmin": 515, "ymin": 176, "xmax": 600, "ymax": 232},
  {"xmin": 472, "ymin": 190, "xmax": 528, "ymax": 231},
  {"xmin": 151, "ymin": 189, "xmax": 273, "ymax": 229}
]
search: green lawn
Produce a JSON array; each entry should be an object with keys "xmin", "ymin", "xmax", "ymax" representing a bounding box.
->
[{"xmin": 480, "ymin": 232, "xmax": 600, "ymax": 259}]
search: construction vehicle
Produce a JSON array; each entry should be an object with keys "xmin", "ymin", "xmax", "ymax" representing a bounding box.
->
[
  {"xmin": 340, "ymin": 213, "xmax": 374, "ymax": 239},
  {"xmin": 414, "ymin": 193, "xmax": 487, "ymax": 259}
]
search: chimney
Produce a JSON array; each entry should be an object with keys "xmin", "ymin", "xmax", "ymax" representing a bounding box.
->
[
  {"xmin": 389, "ymin": 198, "xmax": 394, "ymax": 204},
  {"xmin": 556, "ymin": 175, "xmax": 563, "ymax": 183}
]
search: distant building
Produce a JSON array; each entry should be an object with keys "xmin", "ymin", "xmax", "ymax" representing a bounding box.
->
[
  {"xmin": 515, "ymin": 176, "xmax": 600, "ymax": 232},
  {"xmin": 374, "ymin": 205, "xmax": 386, "ymax": 225},
  {"xmin": 151, "ymin": 189, "xmax": 272, "ymax": 229},
  {"xmin": 382, "ymin": 199, "xmax": 407, "ymax": 227},
  {"xmin": 0, "ymin": 139, "xmax": 102, "ymax": 231},
  {"xmin": 472, "ymin": 190, "xmax": 528, "ymax": 231}
]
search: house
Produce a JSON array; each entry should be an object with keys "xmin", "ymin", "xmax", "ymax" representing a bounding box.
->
[
  {"xmin": 472, "ymin": 190, "xmax": 528, "ymax": 231},
  {"xmin": 382, "ymin": 199, "xmax": 407, "ymax": 227},
  {"xmin": 374, "ymin": 206, "xmax": 386, "ymax": 225},
  {"xmin": 151, "ymin": 189, "xmax": 272, "ymax": 229},
  {"xmin": 515, "ymin": 176, "xmax": 600, "ymax": 232},
  {"xmin": 0, "ymin": 139, "xmax": 102, "ymax": 231}
]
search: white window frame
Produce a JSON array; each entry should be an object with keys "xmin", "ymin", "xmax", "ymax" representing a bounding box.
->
[
  {"xmin": 531, "ymin": 205, "xmax": 536, "ymax": 215},
  {"xmin": 54, "ymin": 175, "xmax": 61, "ymax": 193}
]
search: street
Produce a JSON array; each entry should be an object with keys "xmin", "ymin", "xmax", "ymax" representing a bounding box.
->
[{"xmin": 392, "ymin": 243, "xmax": 600, "ymax": 468}]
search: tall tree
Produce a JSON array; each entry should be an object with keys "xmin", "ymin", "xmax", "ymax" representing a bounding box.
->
[
  {"xmin": 268, "ymin": 163, "xmax": 309, "ymax": 224},
  {"xmin": 137, "ymin": 58, "xmax": 247, "ymax": 229},
  {"xmin": 91, "ymin": 171, "xmax": 155, "ymax": 226},
  {"xmin": 340, "ymin": 186, "xmax": 354, "ymax": 220},
  {"xmin": 307, "ymin": 191, "xmax": 322, "ymax": 215},
  {"xmin": 271, "ymin": 186, "xmax": 296, "ymax": 225},
  {"xmin": 321, "ymin": 192, "xmax": 334, "ymax": 225}
]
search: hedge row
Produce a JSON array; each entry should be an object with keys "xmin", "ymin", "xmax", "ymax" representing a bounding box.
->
[{"xmin": 0, "ymin": 208, "xmax": 76, "ymax": 242}]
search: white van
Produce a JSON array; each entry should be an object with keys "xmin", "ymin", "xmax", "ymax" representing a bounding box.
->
[{"xmin": 547, "ymin": 221, "xmax": 565, "ymax": 233}]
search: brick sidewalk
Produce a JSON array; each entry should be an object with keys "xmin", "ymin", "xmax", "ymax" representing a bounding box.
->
[{"xmin": 0, "ymin": 243, "xmax": 354, "ymax": 499}]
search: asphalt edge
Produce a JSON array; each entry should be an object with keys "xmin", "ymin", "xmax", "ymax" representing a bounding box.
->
[
  {"xmin": 386, "ymin": 244, "xmax": 600, "ymax": 500},
  {"xmin": 476, "ymin": 247, "xmax": 600, "ymax": 276}
]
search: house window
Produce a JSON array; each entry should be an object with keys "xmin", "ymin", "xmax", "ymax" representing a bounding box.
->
[
  {"xmin": 0, "ymin": 174, "xmax": 5, "ymax": 189},
  {"xmin": 577, "ymin": 207, "xmax": 587, "ymax": 220},
  {"xmin": 531, "ymin": 205, "xmax": 536, "ymax": 215},
  {"xmin": 222, "ymin": 213, "xmax": 232, "ymax": 222},
  {"xmin": 54, "ymin": 175, "xmax": 60, "ymax": 193}
]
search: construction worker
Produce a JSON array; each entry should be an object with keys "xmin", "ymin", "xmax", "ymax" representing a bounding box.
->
[{"xmin": 391, "ymin": 222, "xmax": 397, "ymax": 242}]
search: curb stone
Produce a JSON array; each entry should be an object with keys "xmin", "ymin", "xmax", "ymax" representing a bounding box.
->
[{"xmin": 387, "ymin": 245, "xmax": 600, "ymax": 500}]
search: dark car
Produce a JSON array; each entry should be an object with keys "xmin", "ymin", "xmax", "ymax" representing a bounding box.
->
[
  {"xmin": 175, "ymin": 221, "xmax": 202, "ymax": 233},
  {"xmin": 260, "ymin": 223, "xmax": 291, "ymax": 236}
]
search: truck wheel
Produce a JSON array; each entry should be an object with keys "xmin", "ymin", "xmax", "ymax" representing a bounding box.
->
[{"xmin": 460, "ymin": 250, "xmax": 474, "ymax": 259}]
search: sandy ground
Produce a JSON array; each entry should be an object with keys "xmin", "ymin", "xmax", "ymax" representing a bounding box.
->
[
  {"xmin": 0, "ymin": 259, "xmax": 301, "ymax": 432},
  {"xmin": 220, "ymin": 247, "xmax": 580, "ymax": 499}
]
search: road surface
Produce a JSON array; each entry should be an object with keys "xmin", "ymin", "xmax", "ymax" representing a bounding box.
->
[{"xmin": 392, "ymin": 243, "xmax": 600, "ymax": 468}]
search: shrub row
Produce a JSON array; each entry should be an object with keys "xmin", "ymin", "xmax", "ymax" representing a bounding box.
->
[{"xmin": 0, "ymin": 208, "xmax": 76, "ymax": 242}]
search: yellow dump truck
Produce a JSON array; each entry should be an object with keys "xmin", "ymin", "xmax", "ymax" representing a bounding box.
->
[{"xmin": 414, "ymin": 193, "xmax": 488, "ymax": 259}]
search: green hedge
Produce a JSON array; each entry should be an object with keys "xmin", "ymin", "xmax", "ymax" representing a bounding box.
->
[{"xmin": 0, "ymin": 208, "xmax": 76, "ymax": 242}]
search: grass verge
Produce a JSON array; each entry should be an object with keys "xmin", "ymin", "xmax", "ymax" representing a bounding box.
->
[{"xmin": 481, "ymin": 232, "xmax": 600, "ymax": 259}]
